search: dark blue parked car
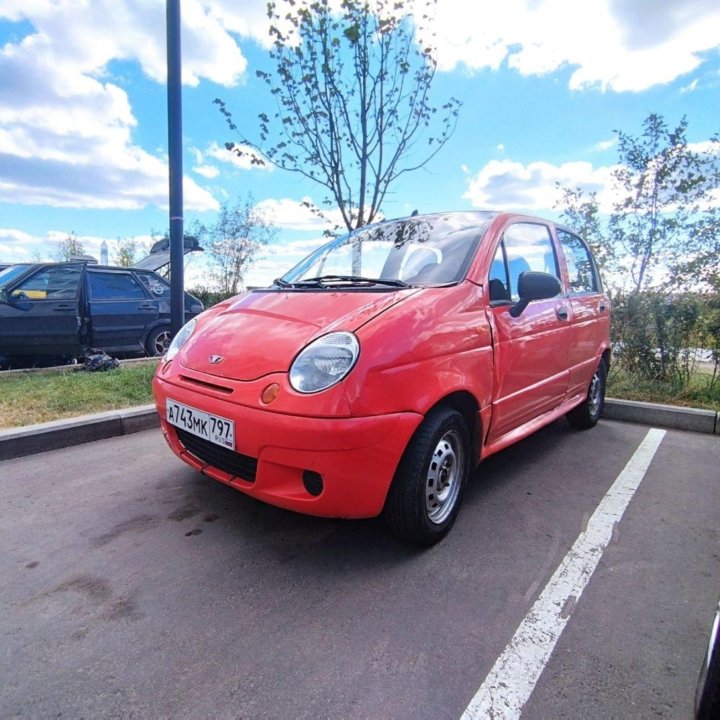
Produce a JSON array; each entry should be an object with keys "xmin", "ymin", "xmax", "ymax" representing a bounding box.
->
[{"xmin": 0, "ymin": 261, "xmax": 203, "ymax": 367}]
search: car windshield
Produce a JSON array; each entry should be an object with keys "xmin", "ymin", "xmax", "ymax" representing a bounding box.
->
[
  {"xmin": 0, "ymin": 264, "xmax": 32, "ymax": 289},
  {"xmin": 278, "ymin": 213, "xmax": 495, "ymax": 289}
]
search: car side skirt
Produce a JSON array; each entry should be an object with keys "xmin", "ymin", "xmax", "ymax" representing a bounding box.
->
[{"xmin": 480, "ymin": 390, "xmax": 588, "ymax": 460}]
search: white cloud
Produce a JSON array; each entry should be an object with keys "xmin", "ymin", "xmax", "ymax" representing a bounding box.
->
[
  {"xmin": 0, "ymin": 0, "xmax": 248, "ymax": 87},
  {"xmin": 0, "ymin": 227, "xmax": 156, "ymax": 264},
  {"xmin": 593, "ymin": 139, "xmax": 617, "ymax": 152},
  {"xmin": 255, "ymin": 197, "xmax": 344, "ymax": 232},
  {"xmin": 205, "ymin": 0, "xmax": 274, "ymax": 48},
  {"xmin": 427, "ymin": 0, "xmax": 720, "ymax": 91},
  {"xmin": 465, "ymin": 137, "xmax": 720, "ymax": 216},
  {"xmin": 0, "ymin": 0, "xmax": 253, "ymax": 212},
  {"xmin": 205, "ymin": 141, "xmax": 271, "ymax": 171},
  {"xmin": 464, "ymin": 158, "xmax": 616, "ymax": 213},
  {"xmin": 0, "ymin": 229, "xmax": 40, "ymax": 262},
  {"xmin": 193, "ymin": 165, "xmax": 220, "ymax": 179}
]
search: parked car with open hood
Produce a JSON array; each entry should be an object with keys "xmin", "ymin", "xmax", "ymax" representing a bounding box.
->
[
  {"xmin": 0, "ymin": 261, "xmax": 203, "ymax": 367},
  {"xmin": 153, "ymin": 211, "xmax": 611, "ymax": 544}
]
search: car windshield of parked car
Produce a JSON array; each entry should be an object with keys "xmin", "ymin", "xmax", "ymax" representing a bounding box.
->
[
  {"xmin": 0, "ymin": 265, "xmax": 32, "ymax": 291},
  {"xmin": 278, "ymin": 213, "xmax": 495, "ymax": 289}
]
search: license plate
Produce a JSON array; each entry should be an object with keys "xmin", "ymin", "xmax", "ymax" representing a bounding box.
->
[{"xmin": 166, "ymin": 399, "xmax": 235, "ymax": 450}]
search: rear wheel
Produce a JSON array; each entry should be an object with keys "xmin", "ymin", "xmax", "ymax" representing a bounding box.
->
[
  {"xmin": 145, "ymin": 326, "xmax": 172, "ymax": 357},
  {"xmin": 383, "ymin": 407, "xmax": 470, "ymax": 546},
  {"xmin": 566, "ymin": 357, "xmax": 607, "ymax": 429}
]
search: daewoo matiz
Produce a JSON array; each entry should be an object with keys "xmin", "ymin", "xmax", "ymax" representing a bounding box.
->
[{"xmin": 153, "ymin": 211, "xmax": 611, "ymax": 544}]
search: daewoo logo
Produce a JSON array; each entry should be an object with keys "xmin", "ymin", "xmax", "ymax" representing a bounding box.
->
[{"xmin": 209, "ymin": 355, "xmax": 224, "ymax": 365}]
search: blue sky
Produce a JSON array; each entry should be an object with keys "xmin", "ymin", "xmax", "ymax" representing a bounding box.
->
[{"xmin": 1, "ymin": 0, "xmax": 719, "ymax": 287}]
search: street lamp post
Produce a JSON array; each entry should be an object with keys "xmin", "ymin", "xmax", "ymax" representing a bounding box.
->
[{"xmin": 166, "ymin": 0, "xmax": 184, "ymax": 336}]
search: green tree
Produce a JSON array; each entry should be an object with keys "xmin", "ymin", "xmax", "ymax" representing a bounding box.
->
[
  {"xmin": 111, "ymin": 237, "xmax": 149, "ymax": 267},
  {"xmin": 193, "ymin": 197, "xmax": 276, "ymax": 295},
  {"xmin": 556, "ymin": 114, "xmax": 720, "ymax": 384},
  {"xmin": 557, "ymin": 114, "xmax": 719, "ymax": 293},
  {"xmin": 215, "ymin": 0, "xmax": 460, "ymax": 234},
  {"xmin": 611, "ymin": 116, "xmax": 718, "ymax": 292},
  {"xmin": 555, "ymin": 186, "xmax": 614, "ymax": 274},
  {"xmin": 54, "ymin": 232, "xmax": 85, "ymax": 262}
]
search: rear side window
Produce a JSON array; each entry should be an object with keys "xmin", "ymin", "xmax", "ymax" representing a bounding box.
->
[
  {"xmin": 488, "ymin": 223, "xmax": 559, "ymax": 302},
  {"xmin": 557, "ymin": 229, "xmax": 600, "ymax": 293},
  {"xmin": 88, "ymin": 271, "xmax": 147, "ymax": 300},
  {"xmin": 136, "ymin": 272, "xmax": 171, "ymax": 298}
]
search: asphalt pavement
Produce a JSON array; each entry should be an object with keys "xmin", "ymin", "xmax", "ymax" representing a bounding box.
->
[{"xmin": 1, "ymin": 419, "xmax": 718, "ymax": 718}]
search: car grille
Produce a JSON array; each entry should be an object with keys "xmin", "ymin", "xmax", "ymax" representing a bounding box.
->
[{"xmin": 175, "ymin": 428, "xmax": 258, "ymax": 483}]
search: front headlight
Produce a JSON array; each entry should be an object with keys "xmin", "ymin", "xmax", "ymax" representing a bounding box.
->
[
  {"xmin": 289, "ymin": 332, "xmax": 360, "ymax": 393},
  {"xmin": 165, "ymin": 318, "xmax": 197, "ymax": 361}
]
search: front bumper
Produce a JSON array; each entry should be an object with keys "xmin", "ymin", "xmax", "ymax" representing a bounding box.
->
[{"xmin": 154, "ymin": 375, "xmax": 422, "ymax": 519}]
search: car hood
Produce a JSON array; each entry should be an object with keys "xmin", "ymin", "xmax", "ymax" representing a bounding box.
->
[{"xmin": 180, "ymin": 288, "xmax": 418, "ymax": 381}]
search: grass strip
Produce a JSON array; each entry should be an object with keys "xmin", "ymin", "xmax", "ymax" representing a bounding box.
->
[
  {"xmin": 0, "ymin": 360, "xmax": 717, "ymax": 429},
  {"xmin": 607, "ymin": 367, "xmax": 720, "ymax": 412},
  {"xmin": 0, "ymin": 362, "xmax": 158, "ymax": 429}
]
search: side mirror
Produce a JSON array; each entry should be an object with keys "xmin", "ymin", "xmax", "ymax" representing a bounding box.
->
[{"xmin": 509, "ymin": 271, "xmax": 561, "ymax": 318}]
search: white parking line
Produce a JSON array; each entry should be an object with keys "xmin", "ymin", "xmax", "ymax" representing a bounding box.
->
[{"xmin": 460, "ymin": 428, "xmax": 666, "ymax": 720}]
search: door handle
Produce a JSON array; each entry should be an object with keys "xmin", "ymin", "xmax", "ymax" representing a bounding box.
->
[
  {"xmin": 556, "ymin": 306, "xmax": 569, "ymax": 321},
  {"xmin": 138, "ymin": 303, "xmax": 156, "ymax": 310},
  {"xmin": 52, "ymin": 304, "xmax": 75, "ymax": 312}
]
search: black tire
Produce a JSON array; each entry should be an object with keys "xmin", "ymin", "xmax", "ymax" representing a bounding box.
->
[
  {"xmin": 383, "ymin": 407, "xmax": 470, "ymax": 546},
  {"xmin": 696, "ymin": 607, "xmax": 720, "ymax": 719},
  {"xmin": 145, "ymin": 326, "xmax": 172, "ymax": 357},
  {"xmin": 566, "ymin": 357, "xmax": 607, "ymax": 430}
]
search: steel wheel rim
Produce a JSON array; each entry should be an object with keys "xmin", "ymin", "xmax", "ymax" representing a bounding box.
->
[
  {"xmin": 425, "ymin": 429, "xmax": 463, "ymax": 525},
  {"xmin": 153, "ymin": 330, "xmax": 171, "ymax": 355},
  {"xmin": 588, "ymin": 368, "xmax": 603, "ymax": 416}
]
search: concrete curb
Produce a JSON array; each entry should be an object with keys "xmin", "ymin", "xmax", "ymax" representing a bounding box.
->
[
  {"xmin": 0, "ymin": 398, "xmax": 717, "ymax": 462},
  {"xmin": 0, "ymin": 404, "xmax": 159, "ymax": 461},
  {"xmin": 603, "ymin": 398, "xmax": 718, "ymax": 435}
]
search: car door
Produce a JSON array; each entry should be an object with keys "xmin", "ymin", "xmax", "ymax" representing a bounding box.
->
[
  {"xmin": 0, "ymin": 263, "xmax": 84, "ymax": 356},
  {"xmin": 86, "ymin": 269, "xmax": 159, "ymax": 351},
  {"xmin": 485, "ymin": 221, "xmax": 572, "ymax": 443},
  {"xmin": 556, "ymin": 228, "xmax": 611, "ymax": 398}
]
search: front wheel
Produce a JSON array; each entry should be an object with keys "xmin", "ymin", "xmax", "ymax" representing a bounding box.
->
[
  {"xmin": 145, "ymin": 326, "xmax": 172, "ymax": 357},
  {"xmin": 566, "ymin": 357, "xmax": 607, "ymax": 430},
  {"xmin": 383, "ymin": 407, "xmax": 471, "ymax": 546}
]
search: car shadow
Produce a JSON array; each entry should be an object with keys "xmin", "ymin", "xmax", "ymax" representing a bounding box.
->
[{"xmin": 154, "ymin": 419, "xmax": 578, "ymax": 576}]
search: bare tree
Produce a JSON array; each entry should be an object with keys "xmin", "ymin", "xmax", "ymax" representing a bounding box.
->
[
  {"xmin": 215, "ymin": 0, "xmax": 460, "ymax": 234},
  {"xmin": 54, "ymin": 232, "xmax": 85, "ymax": 262},
  {"xmin": 193, "ymin": 197, "xmax": 276, "ymax": 295}
]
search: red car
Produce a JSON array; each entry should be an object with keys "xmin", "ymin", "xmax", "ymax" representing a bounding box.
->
[{"xmin": 153, "ymin": 211, "xmax": 611, "ymax": 544}]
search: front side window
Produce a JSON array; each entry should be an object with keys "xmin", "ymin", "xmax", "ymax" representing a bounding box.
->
[
  {"xmin": 10, "ymin": 265, "xmax": 83, "ymax": 300},
  {"xmin": 88, "ymin": 271, "xmax": 146, "ymax": 300},
  {"xmin": 490, "ymin": 223, "xmax": 559, "ymax": 301},
  {"xmin": 557, "ymin": 229, "xmax": 600, "ymax": 293}
]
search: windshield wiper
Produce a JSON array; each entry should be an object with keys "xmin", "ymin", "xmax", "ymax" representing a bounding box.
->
[{"xmin": 292, "ymin": 275, "xmax": 410, "ymax": 288}]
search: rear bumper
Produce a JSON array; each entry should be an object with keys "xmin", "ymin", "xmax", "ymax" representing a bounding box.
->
[{"xmin": 154, "ymin": 376, "xmax": 422, "ymax": 518}]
